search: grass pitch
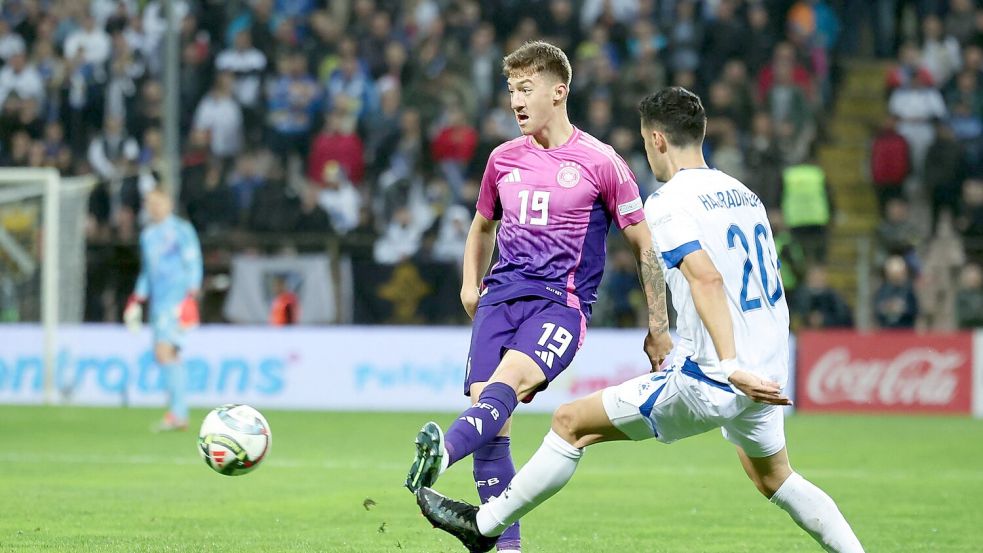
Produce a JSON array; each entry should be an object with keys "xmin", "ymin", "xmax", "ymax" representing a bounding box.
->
[{"xmin": 1, "ymin": 406, "xmax": 982, "ymax": 552}]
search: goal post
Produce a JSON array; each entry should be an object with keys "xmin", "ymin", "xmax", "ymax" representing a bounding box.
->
[{"xmin": 0, "ymin": 168, "xmax": 95, "ymax": 404}]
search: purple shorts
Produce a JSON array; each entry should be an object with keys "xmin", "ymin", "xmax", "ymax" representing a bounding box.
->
[{"xmin": 465, "ymin": 297, "xmax": 586, "ymax": 399}]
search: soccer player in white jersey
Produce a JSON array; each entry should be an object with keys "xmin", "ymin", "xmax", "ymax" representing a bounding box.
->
[{"xmin": 415, "ymin": 87, "xmax": 865, "ymax": 553}]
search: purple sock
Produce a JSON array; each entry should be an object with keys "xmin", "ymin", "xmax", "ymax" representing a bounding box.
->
[
  {"xmin": 474, "ymin": 437, "xmax": 520, "ymax": 551},
  {"xmin": 445, "ymin": 382, "xmax": 518, "ymax": 465}
]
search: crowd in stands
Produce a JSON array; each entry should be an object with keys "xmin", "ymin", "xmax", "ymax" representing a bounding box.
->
[
  {"xmin": 866, "ymin": 0, "xmax": 983, "ymax": 330},
  {"xmin": 0, "ymin": 0, "xmax": 980, "ymax": 329}
]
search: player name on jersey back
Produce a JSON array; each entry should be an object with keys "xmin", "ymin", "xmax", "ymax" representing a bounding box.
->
[{"xmin": 696, "ymin": 188, "xmax": 763, "ymax": 212}]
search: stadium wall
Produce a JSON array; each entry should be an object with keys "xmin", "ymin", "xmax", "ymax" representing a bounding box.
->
[{"xmin": 0, "ymin": 325, "xmax": 979, "ymax": 417}]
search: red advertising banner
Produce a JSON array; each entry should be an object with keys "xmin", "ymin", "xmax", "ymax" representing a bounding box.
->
[{"xmin": 797, "ymin": 331, "xmax": 973, "ymax": 413}]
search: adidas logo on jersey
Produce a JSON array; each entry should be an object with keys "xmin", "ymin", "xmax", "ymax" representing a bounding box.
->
[
  {"xmin": 501, "ymin": 168, "xmax": 521, "ymax": 183},
  {"xmin": 535, "ymin": 350, "xmax": 556, "ymax": 368},
  {"xmin": 460, "ymin": 416, "xmax": 483, "ymax": 435}
]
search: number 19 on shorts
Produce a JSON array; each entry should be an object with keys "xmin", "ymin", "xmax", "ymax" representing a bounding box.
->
[{"xmin": 535, "ymin": 322, "xmax": 571, "ymax": 368}]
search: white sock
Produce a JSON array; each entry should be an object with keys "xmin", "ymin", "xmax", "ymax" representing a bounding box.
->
[
  {"xmin": 476, "ymin": 430, "xmax": 582, "ymax": 536},
  {"xmin": 770, "ymin": 472, "xmax": 865, "ymax": 553}
]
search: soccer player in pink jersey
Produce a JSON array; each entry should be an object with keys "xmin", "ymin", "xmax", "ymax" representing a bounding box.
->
[{"xmin": 405, "ymin": 41, "xmax": 673, "ymax": 552}]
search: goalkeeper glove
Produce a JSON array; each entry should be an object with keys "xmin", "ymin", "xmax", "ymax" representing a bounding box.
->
[
  {"xmin": 177, "ymin": 293, "xmax": 200, "ymax": 329},
  {"xmin": 123, "ymin": 295, "xmax": 144, "ymax": 333}
]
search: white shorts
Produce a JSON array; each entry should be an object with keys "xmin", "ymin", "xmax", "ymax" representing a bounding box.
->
[{"xmin": 601, "ymin": 362, "xmax": 786, "ymax": 458}]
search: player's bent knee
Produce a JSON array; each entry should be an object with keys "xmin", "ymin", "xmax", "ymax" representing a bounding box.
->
[
  {"xmin": 154, "ymin": 343, "xmax": 176, "ymax": 364},
  {"xmin": 746, "ymin": 466, "xmax": 792, "ymax": 498},
  {"xmin": 758, "ymin": 472, "xmax": 792, "ymax": 498},
  {"xmin": 551, "ymin": 403, "xmax": 582, "ymax": 442}
]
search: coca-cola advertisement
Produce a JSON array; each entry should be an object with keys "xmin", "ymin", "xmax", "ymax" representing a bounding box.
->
[{"xmin": 797, "ymin": 331, "xmax": 974, "ymax": 414}]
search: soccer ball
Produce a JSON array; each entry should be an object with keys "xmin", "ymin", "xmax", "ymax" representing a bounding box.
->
[{"xmin": 197, "ymin": 404, "xmax": 271, "ymax": 476}]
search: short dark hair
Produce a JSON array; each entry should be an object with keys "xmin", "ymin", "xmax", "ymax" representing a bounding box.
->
[
  {"xmin": 637, "ymin": 87, "xmax": 707, "ymax": 147},
  {"xmin": 502, "ymin": 41, "xmax": 572, "ymax": 86}
]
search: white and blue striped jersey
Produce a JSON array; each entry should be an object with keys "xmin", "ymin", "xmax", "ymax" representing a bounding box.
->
[{"xmin": 645, "ymin": 169, "xmax": 790, "ymax": 387}]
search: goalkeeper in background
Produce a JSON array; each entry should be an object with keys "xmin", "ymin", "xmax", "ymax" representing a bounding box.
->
[{"xmin": 124, "ymin": 188, "xmax": 203, "ymax": 432}]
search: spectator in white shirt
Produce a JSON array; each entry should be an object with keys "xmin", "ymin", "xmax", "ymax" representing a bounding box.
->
[
  {"xmin": 316, "ymin": 160, "xmax": 361, "ymax": 234},
  {"xmin": 430, "ymin": 204, "xmax": 471, "ymax": 265},
  {"xmin": 0, "ymin": 52, "xmax": 44, "ymax": 108},
  {"xmin": 374, "ymin": 206, "xmax": 424, "ymax": 265},
  {"xmin": 921, "ymin": 15, "xmax": 962, "ymax": 88},
  {"xmin": 64, "ymin": 14, "xmax": 111, "ymax": 66},
  {"xmin": 889, "ymin": 72, "xmax": 947, "ymax": 179},
  {"xmin": 215, "ymin": 30, "xmax": 267, "ymax": 109},
  {"xmin": 192, "ymin": 72, "xmax": 243, "ymax": 160},
  {"xmin": 0, "ymin": 19, "xmax": 26, "ymax": 63}
]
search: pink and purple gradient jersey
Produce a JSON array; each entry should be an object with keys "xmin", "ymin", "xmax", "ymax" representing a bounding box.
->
[{"xmin": 476, "ymin": 127, "xmax": 644, "ymax": 320}]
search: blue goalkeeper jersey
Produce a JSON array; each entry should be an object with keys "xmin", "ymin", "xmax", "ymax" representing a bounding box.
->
[{"xmin": 134, "ymin": 215, "xmax": 203, "ymax": 312}]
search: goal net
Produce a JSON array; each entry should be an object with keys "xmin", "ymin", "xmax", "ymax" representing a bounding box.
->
[{"xmin": 0, "ymin": 168, "xmax": 94, "ymax": 402}]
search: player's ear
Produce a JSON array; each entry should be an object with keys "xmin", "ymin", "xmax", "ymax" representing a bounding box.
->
[
  {"xmin": 654, "ymin": 130, "xmax": 668, "ymax": 153},
  {"xmin": 553, "ymin": 82, "xmax": 567, "ymax": 103}
]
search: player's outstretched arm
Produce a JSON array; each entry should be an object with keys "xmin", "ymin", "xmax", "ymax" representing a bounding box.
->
[
  {"xmin": 460, "ymin": 212, "xmax": 499, "ymax": 319},
  {"xmin": 679, "ymin": 250, "xmax": 790, "ymax": 405},
  {"xmin": 621, "ymin": 222, "xmax": 672, "ymax": 370}
]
